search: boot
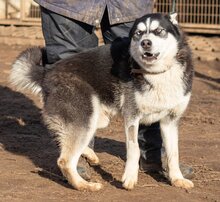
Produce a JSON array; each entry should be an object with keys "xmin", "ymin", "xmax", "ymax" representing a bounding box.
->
[
  {"xmin": 77, "ymin": 137, "xmax": 95, "ymax": 180},
  {"xmin": 77, "ymin": 157, "xmax": 91, "ymax": 180}
]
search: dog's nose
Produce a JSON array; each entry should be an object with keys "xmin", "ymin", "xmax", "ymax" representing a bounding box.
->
[{"xmin": 141, "ymin": 39, "xmax": 152, "ymax": 49}]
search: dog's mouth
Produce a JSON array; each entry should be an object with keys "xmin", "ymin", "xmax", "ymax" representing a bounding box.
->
[{"xmin": 142, "ymin": 52, "xmax": 160, "ymax": 61}]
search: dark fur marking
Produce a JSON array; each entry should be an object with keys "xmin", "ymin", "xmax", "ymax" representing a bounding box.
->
[{"xmin": 169, "ymin": 109, "xmax": 178, "ymax": 120}]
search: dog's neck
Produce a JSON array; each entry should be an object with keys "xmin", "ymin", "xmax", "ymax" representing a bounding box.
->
[
  {"xmin": 130, "ymin": 58, "xmax": 172, "ymax": 76},
  {"xmin": 130, "ymin": 49, "xmax": 186, "ymax": 76},
  {"xmin": 131, "ymin": 67, "xmax": 169, "ymax": 75}
]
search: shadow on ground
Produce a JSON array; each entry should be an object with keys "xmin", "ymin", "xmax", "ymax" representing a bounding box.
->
[{"xmin": 0, "ymin": 86, "xmax": 147, "ymax": 188}]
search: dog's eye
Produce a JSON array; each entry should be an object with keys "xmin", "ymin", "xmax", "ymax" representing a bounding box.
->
[
  {"xmin": 154, "ymin": 28, "xmax": 164, "ymax": 35},
  {"xmin": 135, "ymin": 30, "xmax": 143, "ymax": 36}
]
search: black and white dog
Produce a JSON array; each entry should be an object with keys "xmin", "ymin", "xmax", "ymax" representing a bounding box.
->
[{"xmin": 10, "ymin": 13, "xmax": 194, "ymax": 191}]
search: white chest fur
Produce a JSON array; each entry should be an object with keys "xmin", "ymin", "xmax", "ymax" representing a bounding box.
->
[{"xmin": 135, "ymin": 64, "xmax": 189, "ymax": 124}]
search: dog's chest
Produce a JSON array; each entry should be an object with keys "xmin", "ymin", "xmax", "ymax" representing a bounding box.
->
[{"xmin": 135, "ymin": 68, "xmax": 185, "ymax": 123}]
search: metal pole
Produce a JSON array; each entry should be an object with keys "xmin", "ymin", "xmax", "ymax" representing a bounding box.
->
[
  {"xmin": 20, "ymin": 0, "xmax": 25, "ymax": 21},
  {"xmin": 5, "ymin": 0, "xmax": 8, "ymax": 19},
  {"xmin": 171, "ymin": 0, "xmax": 176, "ymax": 14}
]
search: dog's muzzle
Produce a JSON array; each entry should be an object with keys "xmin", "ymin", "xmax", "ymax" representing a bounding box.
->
[{"xmin": 140, "ymin": 39, "xmax": 160, "ymax": 62}]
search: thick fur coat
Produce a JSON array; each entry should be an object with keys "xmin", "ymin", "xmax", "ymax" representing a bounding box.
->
[{"xmin": 10, "ymin": 13, "xmax": 194, "ymax": 191}]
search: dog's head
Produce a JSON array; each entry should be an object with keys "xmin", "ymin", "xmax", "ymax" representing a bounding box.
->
[{"xmin": 129, "ymin": 13, "xmax": 181, "ymax": 73}]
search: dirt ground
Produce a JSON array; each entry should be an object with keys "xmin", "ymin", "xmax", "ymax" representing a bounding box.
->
[{"xmin": 0, "ymin": 35, "xmax": 220, "ymax": 202}]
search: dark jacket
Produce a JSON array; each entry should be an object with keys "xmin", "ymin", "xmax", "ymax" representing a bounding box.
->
[{"xmin": 34, "ymin": 0, "xmax": 153, "ymax": 26}]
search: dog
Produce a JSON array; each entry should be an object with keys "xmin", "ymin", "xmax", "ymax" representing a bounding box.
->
[{"xmin": 10, "ymin": 13, "xmax": 194, "ymax": 191}]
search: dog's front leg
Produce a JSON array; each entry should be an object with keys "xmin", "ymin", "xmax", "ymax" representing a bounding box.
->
[
  {"xmin": 160, "ymin": 118, "xmax": 194, "ymax": 189},
  {"xmin": 122, "ymin": 119, "xmax": 140, "ymax": 190}
]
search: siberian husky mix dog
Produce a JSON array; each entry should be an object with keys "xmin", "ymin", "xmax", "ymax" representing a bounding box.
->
[{"xmin": 10, "ymin": 13, "xmax": 194, "ymax": 191}]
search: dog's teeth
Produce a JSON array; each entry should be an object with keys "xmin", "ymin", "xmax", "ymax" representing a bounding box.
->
[
  {"xmin": 155, "ymin": 52, "xmax": 160, "ymax": 58},
  {"xmin": 143, "ymin": 52, "xmax": 160, "ymax": 60}
]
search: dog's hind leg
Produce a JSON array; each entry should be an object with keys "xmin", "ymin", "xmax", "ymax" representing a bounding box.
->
[
  {"xmin": 82, "ymin": 147, "xmax": 100, "ymax": 165},
  {"xmin": 44, "ymin": 96, "xmax": 103, "ymax": 191},
  {"xmin": 122, "ymin": 119, "xmax": 140, "ymax": 190},
  {"xmin": 57, "ymin": 130, "xmax": 102, "ymax": 191}
]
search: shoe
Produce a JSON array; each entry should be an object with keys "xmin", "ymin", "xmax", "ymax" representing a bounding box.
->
[
  {"xmin": 161, "ymin": 163, "xmax": 194, "ymax": 180},
  {"xmin": 139, "ymin": 157, "xmax": 194, "ymax": 180},
  {"xmin": 77, "ymin": 138, "xmax": 95, "ymax": 181},
  {"xmin": 77, "ymin": 157, "xmax": 91, "ymax": 180}
]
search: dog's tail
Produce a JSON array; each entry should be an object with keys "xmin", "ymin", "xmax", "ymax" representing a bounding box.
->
[{"xmin": 10, "ymin": 47, "xmax": 45, "ymax": 95}]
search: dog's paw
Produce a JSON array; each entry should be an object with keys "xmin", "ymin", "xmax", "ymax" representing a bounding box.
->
[
  {"xmin": 82, "ymin": 147, "xmax": 100, "ymax": 166},
  {"xmin": 77, "ymin": 182, "xmax": 103, "ymax": 192},
  {"xmin": 171, "ymin": 178, "xmax": 194, "ymax": 189},
  {"xmin": 88, "ymin": 155, "xmax": 100, "ymax": 166},
  {"xmin": 87, "ymin": 182, "xmax": 103, "ymax": 191},
  {"xmin": 122, "ymin": 170, "xmax": 138, "ymax": 190}
]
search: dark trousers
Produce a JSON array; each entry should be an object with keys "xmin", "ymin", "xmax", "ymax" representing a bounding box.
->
[
  {"xmin": 41, "ymin": 7, "xmax": 134, "ymax": 63},
  {"xmin": 41, "ymin": 7, "xmax": 162, "ymax": 165}
]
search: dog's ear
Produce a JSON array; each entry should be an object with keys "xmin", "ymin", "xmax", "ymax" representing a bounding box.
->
[{"xmin": 169, "ymin": 13, "xmax": 178, "ymax": 25}]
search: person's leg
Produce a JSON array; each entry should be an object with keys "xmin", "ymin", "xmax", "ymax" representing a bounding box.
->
[
  {"xmin": 100, "ymin": 8, "xmax": 134, "ymax": 44},
  {"xmin": 40, "ymin": 7, "xmax": 98, "ymax": 64},
  {"xmin": 138, "ymin": 123, "xmax": 163, "ymax": 171},
  {"xmin": 100, "ymin": 9, "xmax": 194, "ymax": 179}
]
